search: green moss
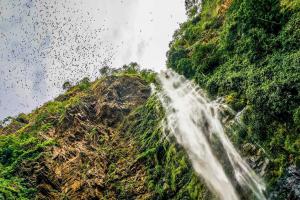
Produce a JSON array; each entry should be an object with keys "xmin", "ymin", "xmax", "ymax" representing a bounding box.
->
[
  {"xmin": 0, "ymin": 78, "xmax": 86, "ymax": 198},
  {"xmin": 0, "ymin": 69, "xmax": 159, "ymax": 199},
  {"xmin": 0, "ymin": 129, "xmax": 54, "ymax": 199},
  {"xmin": 114, "ymin": 68, "xmax": 157, "ymax": 85},
  {"xmin": 122, "ymin": 96, "xmax": 214, "ymax": 199},
  {"xmin": 280, "ymin": 0, "xmax": 300, "ymax": 11},
  {"xmin": 0, "ymin": 177, "xmax": 35, "ymax": 200},
  {"xmin": 167, "ymin": 0, "xmax": 300, "ymax": 192}
]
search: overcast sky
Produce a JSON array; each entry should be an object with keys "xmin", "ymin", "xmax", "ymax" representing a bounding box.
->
[{"xmin": 0, "ymin": 0, "xmax": 186, "ymax": 120}]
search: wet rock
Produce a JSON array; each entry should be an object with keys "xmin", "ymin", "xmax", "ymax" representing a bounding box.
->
[
  {"xmin": 268, "ymin": 166, "xmax": 300, "ymax": 200},
  {"xmin": 242, "ymin": 143, "xmax": 257, "ymax": 154},
  {"xmin": 242, "ymin": 143, "xmax": 270, "ymax": 177},
  {"xmin": 93, "ymin": 75, "xmax": 151, "ymax": 127}
]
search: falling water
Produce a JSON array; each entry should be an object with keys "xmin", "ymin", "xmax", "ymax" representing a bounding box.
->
[{"xmin": 157, "ymin": 70, "xmax": 266, "ymax": 200}]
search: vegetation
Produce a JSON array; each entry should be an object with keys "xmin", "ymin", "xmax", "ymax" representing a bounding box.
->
[
  {"xmin": 99, "ymin": 62, "xmax": 157, "ymax": 84},
  {"xmin": 0, "ymin": 63, "xmax": 213, "ymax": 199},
  {"xmin": 122, "ymin": 95, "xmax": 214, "ymax": 199},
  {"xmin": 0, "ymin": 67, "xmax": 158, "ymax": 199},
  {"xmin": 0, "ymin": 0, "xmax": 299, "ymax": 198},
  {"xmin": 0, "ymin": 71, "xmax": 96, "ymax": 199},
  {"xmin": 167, "ymin": 0, "xmax": 300, "ymax": 188},
  {"xmin": 0, "ymin": 83, "xmax": 90, "ymax": 199}
]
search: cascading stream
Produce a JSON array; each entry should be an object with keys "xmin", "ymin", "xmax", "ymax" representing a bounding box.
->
[{"xmin": 157, "ymin": 70, "xmax": 266, "ymax": 200}]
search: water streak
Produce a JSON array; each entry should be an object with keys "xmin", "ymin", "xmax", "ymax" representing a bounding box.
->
[{"xmin": 157, "ymin": 70, "xmax": 266, "ymax": 200}]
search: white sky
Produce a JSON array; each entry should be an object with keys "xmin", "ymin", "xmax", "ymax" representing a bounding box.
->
[{"xmin": 0, "ymin": 0, "xmax": 186, "ymax": 120}]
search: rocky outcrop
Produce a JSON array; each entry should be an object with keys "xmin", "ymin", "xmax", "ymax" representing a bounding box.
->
[
  {"xmin": 241, "ymin": 143, "xmax": 270, "ymax": 177},
  {"xmin": 269, "ymin": 166, "xmax": 300, "ymax": 200},
  {"xmin": 93, "ymin": 76, "xmax": 151, "ymax": 127},
  {"xmin": 16, "ymin": 75, "xmax": 152, "ymax": 199}
]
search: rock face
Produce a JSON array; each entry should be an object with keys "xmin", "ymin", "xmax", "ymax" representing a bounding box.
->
[
  {"xmin": 241, "ymin": 143, "xmax": 270, "ymax": 177},
  {"xmin": 17, "ymin": 75, "xmax": 151, "ymax": 199},
  {"xmin": 269, "ymin": 166, "xmax": 300, "ymax": 200},
  {"xmin": 93, "ymin": 76, "xmax": 151, "ymax": 127},
  {"xmin": 1, "ymin": 72, "xmax": 298, "ymax": 199}
]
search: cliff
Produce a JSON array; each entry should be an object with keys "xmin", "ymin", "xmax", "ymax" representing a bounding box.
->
[
  {"xmin": 0, "ymin": 70, "xmax": 212, "ymax": 199},
  {"xmin": 0, "ymin": 0, "xmax": 299, "ymax": 199},
  {"xmin": 167, "ymin": 0, "xmax": 300, "ymax": 198}
]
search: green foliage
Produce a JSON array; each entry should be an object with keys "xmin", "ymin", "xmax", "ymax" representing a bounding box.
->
[
  {"xmin": 62, "ymin": 81, "xmax": 72, "ymax": 90},
  {"xmin": 123, "ymin": 96, "xmax": 214, "ymax": 199},
  {"xmin": 167, "ymin": 0, "xmax": 300, "ymax": 190},
  {"xmin": 15, "ymin": 113, "xmax": 29, "ymax": 124},
  {"xmin": 0, "ymin": 82, "xmax": 86, "ymax": 199},
  {"xmin": 140, "ymin": 69, "xmax": 157, "ymax": 84},
  {"xmin": 0, "ymin": 129, "xmax": 53, "ymax": 199},
  {"xmin": 113, "ymin": 64, "xmax": 157, "ymax": 84},
  {"xmin": 279, "ymin": 12, "xmax": 300, "ymax": 51},
  {"xmin": 280, "ymin": 0, "xmax": 300, "ymax": 10},
  {"xmin": 191, "ymin": 42, "xmax": 221, "ymax": 74},
  {"xmin": 78, "ymin": 77, "xmax": 91, "ymax": 91},
  {"xmin": 0, "ymin": 70, "xmax": 158, "ymax": 199},
  {"xmin": 98, "ymin": 62, "xmax": 157, "ymax": 85},
  {"xmin": 122, "ymin": 62, "xmax": 141, "ymax": 72},
  {"xmin": 0, "ymin": 177, "xmax": 35, "ymax": 200},
  {"xmin": 99, "ymin": 66, "xmax": 112, "ymax": 76},
  {"xmin": 293, "ymin": 107, "xmax": 300, "ymax": 127}
]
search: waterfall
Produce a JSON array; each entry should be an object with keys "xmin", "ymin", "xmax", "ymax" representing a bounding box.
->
[{"xmin": 157, "ymin": 70, "xmax": 266, "ymax": 200}]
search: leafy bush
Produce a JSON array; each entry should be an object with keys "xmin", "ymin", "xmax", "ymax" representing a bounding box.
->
[{"xmin": 0, "ymin": 131, "xmax": 53, "ymax": 199}]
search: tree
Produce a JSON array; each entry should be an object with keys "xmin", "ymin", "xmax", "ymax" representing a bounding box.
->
[
  {"xmin": 62, "ymin": 81, "xmax": 72, "ymax": 90},
  {"xmin": 122, "ymin": 62, "xmax": 141, "ymax": 72},
  {"xmin": 99, "ymin": 66, "xmax": 112, "ymax": 76}
]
